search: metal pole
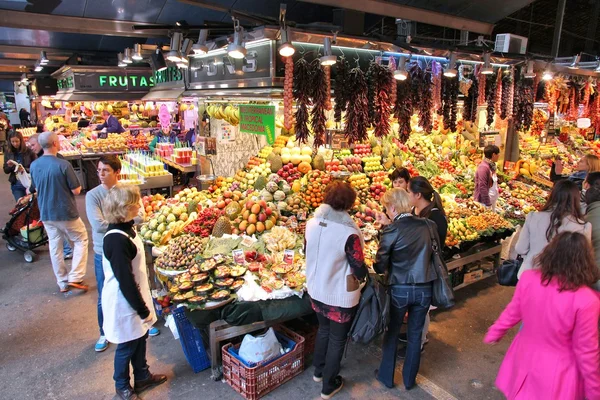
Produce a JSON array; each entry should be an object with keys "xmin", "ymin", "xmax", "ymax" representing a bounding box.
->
[{"xmin": 551, "ymin": 0, "xmax": 567, "ymax": 58}]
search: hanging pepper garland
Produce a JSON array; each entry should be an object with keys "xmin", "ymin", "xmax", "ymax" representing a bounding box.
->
[
  {"xmin": 366, "ymin": 62, "xmax": 377, "ymax": 126},
  {"xmin": 371, "ymin": 62, "xmax": 395, "ymax": 138},
  {"xmin": 486, "ymin": 74, "xmax": 497, "ymax": 126},
  {"xmin": 513, "ymin": 70, "xmax": 535, "ymax": 131},
  {"xmin": 324, "ymin": 66, "xmax": 332, "ymax": 111},
  {"xmin": 309, "ymin": 60, "xmax": 328, "ymax": 147},
  {"xmin": 477, "ymin": 68, "xmax": 487, "ymax": 106},
  {"xmin": 388, "ymin": 57, "xmax": 397, "ymax": 110},
  {"xmin": 494, "ymin": 70, "xmax": 503, "ymax": 120},
  {"xmin": 507, "ymin": 68, "xmax": 515, "ymax": 120},
  {"xmin": 442, "ymin": 75, "xmax": 459, "ymax": 132},
  {"xmin": 293, "ymin": 58, "xmax": 312, "ymax": 143},
  {"xmin": 283, "ymin": 56, "xmax": 294, "ymax": 131},
  {"xmin": 333, "ymin": 57, "xmax": 350, "ymax": 123},
  {"xmin": 500, "ymin": 72, "xmax": 512, "ymax": 120},
  {"xmin": 582, "ymin": 81, "xmax": 592, "ymax": 117},
  {"xmin": 344, "ymin": 67, "xmax": 369, "ymax": 143},
  {"xmin": 394, "ymin": 75, "xmax": 412, "ymax": 142},
  {"xmin": 463, "ymin": 71, "xmax": 477, "ymax": 123},
  {"xmin": 567, "ymin": 85, "xmax": 578, "ymax": 121},
  {"xmin": 417, "ymin": 67, "xmax": 433, "ymax": 132}
]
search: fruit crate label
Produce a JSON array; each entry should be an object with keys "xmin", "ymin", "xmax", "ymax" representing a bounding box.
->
[
  {"xmin": 283, "ymin": 250, "xmax": 294, "ymax": 265},
  {"xmin": 232, "ymin": 249, "xmax": 245, "ymax": 264},
  {"xmin": 239, "ymin": 105, "xmax": 275, "ymax": 145}
]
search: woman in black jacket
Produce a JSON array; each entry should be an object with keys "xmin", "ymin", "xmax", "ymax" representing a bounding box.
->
[
  {"xmin": 374, "ymin": 188, "xmax": 437, "ymax": 390},
  {"xmin": 3, "ymin": 130, "xmax": 36, "ymax": 201}
]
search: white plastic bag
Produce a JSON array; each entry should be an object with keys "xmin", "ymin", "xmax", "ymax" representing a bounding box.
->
[
  {"xmin": 238, "ymin": 327, "xmax": 282, "ymax": 364},
  {"xmin": 14, "ymin": 163, "xmax": 31, "ymax": 189}
]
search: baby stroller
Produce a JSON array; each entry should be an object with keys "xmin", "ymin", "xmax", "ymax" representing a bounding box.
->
[{"xmin": 2, "ymin": 195, "xmax": 48, "ymax": 262}]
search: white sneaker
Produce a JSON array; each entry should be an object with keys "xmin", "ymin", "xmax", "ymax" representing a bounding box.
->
[{"xmin": 95, "ymin": 336, "xmax": 109, "ymax": 352}]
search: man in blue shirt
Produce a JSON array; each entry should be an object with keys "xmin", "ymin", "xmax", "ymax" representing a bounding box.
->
[
  {"xmin": 30, "ymin": 131, "xmax": 89, "ymax": 292},
  {"xmin": 95, "ymin": 110, "xmax": 124, "ymax": 138}
]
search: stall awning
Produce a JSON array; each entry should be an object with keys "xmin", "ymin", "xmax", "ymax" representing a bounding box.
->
[
  {"xmin": 56, "ymin": 91, "xmax": 150, "ymax": 102},
  {"xmin": 183, "ymin": 88, "xmax": 283, "ymax": 99},
  {"xmin": 142, "ymin": 88, "xmax": 184, "ymax": 101}
]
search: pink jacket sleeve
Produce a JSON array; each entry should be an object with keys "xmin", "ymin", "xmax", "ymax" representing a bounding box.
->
[
  {"xmin": 483, "ymin": 274, "xmax": 526, "ymax": 343},
  {"xmin": 572, "ymin": 297, "xmax": 600, "ymax": 400}
]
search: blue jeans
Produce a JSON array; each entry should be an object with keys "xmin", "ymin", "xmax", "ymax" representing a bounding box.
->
[
  {"xmin": 11, "ymin": 182, "xmax": 26, "ymax": 202},
  {"xmin": 377, "ymin": 283, "xmax": 432, "ymax": 389},
  {"xmin": 114, "ymin": 332, "xmax": 150, "ymax": 390},
  {"xmin": 94, "ymin": 254, "xmax": 105, "ymax": 336},
  {"xmin": 63, "ymin": 239, "xmax": 72, "ymax": 255}
]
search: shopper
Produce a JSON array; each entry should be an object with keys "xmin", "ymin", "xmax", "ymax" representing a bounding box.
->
[
  {"xmin": 305, "ymin": 181, "xmax": 367, "ymax": 399},
  {"xmin": 374, "ymin": 188, "xmax": 436, "ymax": 390},
  {"xmin": 29, "ymin": 133, "xmax": 73, "ymax": 259},
  {"xmin": 95, "ymin": 110, "xmax": 124, "ymax": 137},
  {"xmin": 29, "ymin": 131, "xmax": 88, "ymax": 292},
  {"xmin": 485, "ymin": 231, "xmax": 600, "ymax": 400},
  {"xmin": 583, "ymin": 171, "xmax": 600, "ymax": 290},
  {"xmin": 19, "ymin": 108, "xmax": 30, "ymax": 128},
  {"xmin": 474, "ymin": 145, "xmax": 500, "ymax": 210},
  {"xmin": 404, "ymin": 176, "xmax": 448, "ymax": 356},
  {"xmin": 551, "ymin": 153, "xmax": 600, "ymax": 190},
  {"xmin": 101, "ymin": 184, "xmax": 166, "ymax": 400},
  {"xmin": 3, "ymin": 130, "xmax": 37, "ymax": 201},
  {"xmin": 515, "ymin": 179, "xmax": 591, "ymax": 279},
  {"xmin": 389, "ymin": 168, "xmax": 411, "ymax": 190},
  {"xmin": 86, "ymin": 155, "xmax": 157, "ymax": 352}
]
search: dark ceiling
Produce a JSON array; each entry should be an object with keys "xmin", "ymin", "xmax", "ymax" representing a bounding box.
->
[{"xmin": 0, "ymin": 0, "xmax": 597, "ymax": 82}]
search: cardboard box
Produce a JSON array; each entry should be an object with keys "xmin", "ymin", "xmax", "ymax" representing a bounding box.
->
[{"xmin": 463, "ymin": 269, "xmax": 484, "ymax": 284}]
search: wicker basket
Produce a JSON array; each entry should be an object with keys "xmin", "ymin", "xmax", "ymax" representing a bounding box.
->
[{"xmin": 222, "ymin": 326, "xmax": 305, "ymax": 400}]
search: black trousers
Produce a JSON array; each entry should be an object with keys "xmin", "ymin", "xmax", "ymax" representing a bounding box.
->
[{"xmin": 313, "ymin": 313, "xmax": 353, "ymax": 394}]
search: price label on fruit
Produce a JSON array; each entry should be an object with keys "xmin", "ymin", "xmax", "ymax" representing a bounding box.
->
[
  {"xmin": 283, "ymin": 250, "xmax": 294, "ymax": 265},
  {"xmin": 232, "ymin": 249, "xmax": 245, "ymax": 265}
]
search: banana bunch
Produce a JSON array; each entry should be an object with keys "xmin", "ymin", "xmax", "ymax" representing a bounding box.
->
[{"xmin": 206, "ymin": 104, "xmax": 240, "ymax": 126}]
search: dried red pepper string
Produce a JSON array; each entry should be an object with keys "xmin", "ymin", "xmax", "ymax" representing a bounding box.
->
[
  {"xmin": 333, "ymin": 57, "xmax": 350, "ymax": 123},
  {"xmin": 394, "ymin": 74, "xmax": 412, "ymax": 142},
  {"xmin": 324, "ymin": 65, "xmax": 332, "ymax": 111},
  {"xmin": 344, "ymin": 68, "xmax": 369, "ymax": 143},
  {"xmin": 283, "ymin": 56, "xmax": 294, "ymax": 131},
  {"xmin": 371, "ymin": 62, "xmax": 394, "ymax": 138},
  {"xmin": 294, "ymin": 58, "xmax": 312, "ymax": 143},
  {"xmin": 310, "ymin": 60, "xmax": 328, "ymax": 147}
]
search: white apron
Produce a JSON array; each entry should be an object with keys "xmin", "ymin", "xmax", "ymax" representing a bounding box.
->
[
  {"xmin": 489, "ymin": 173, "xmax": 499, "ymax": 212},
  {"xmin": 102, "ymin": 229, "xmax": 157, "ymax": 344}
]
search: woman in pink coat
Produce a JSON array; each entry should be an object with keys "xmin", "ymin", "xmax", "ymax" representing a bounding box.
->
[{"xmin": 485, "ymin": 231, "xmax": 600, "ymax": 400}]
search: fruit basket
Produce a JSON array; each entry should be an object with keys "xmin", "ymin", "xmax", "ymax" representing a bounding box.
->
[{"xmin": 222, "ymin": 325, "xmax": 304, "ymax": 400}]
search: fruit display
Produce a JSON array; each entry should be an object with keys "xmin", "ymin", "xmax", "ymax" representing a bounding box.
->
[
  {"xmin": 184, "ymin": 208, "xmax": 224, "ymax": 237},
  {"xmin": 154, "ymin": 235, "xmax": 207, "ymax": 271},
  {"xmin": 301, "ymin": 170, "xmax": 331, "ymax": 208},
  {"xmin": 206, "ymin": 104, "xmax": 240, "ymax": 126},
  {"xmin": 231, "ymin": 199, "xmax": 278, "ymax": 236},
  {"xmin": 353, "ymin": 143, "xmax": 371, "ymax": 156},
  {"xmin": 348, "ymin": 173, "xmax": 370, "ymax": 202}
]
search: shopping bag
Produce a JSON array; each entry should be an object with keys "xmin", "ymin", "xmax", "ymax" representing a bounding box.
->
[
  {"xmin": 14, "ymin": 163, "xmax": 31, "ymax": 189},
  {"xmin": 425, "ymin": 220, "xmax": 455, "ymax": 309},
  {"xmin": 238, "ymin": 327, "xmax": 282, "ymax": 364},
  {"xmin": 496, "ymin": 257, "xmax": 522, "ymax": 286}
]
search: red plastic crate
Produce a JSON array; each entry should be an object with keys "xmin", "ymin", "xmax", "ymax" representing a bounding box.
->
[{"xmin": 222, "ymin": 326, "xmax": 305, "ymax": 400}]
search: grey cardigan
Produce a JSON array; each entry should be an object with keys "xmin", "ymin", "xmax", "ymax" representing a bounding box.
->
[{"xmin": 515, "ymin": 210, "xmax": 591, "ymax": 278}]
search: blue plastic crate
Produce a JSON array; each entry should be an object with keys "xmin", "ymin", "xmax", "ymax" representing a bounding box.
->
[
  {"xmin": 227, "ymin": 330, "xmax": 296, "ymax": 368},
  {"xmin": 172, "ymin": 306, "xmax": 211, "ymax": 373}
]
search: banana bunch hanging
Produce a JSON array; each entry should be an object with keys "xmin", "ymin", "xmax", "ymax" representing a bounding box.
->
[{"xmin": 206, "ymin": 104, "xmax": 240, "ymax": 126}]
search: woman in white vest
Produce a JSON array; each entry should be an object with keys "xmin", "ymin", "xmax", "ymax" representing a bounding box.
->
[
  {"xmin": 101, "ymin": 184, "xmax": 166, "ymax": 400},
  {"xmin": 305, "ymin": 181, "xmax": 367, "ymax": 400}
]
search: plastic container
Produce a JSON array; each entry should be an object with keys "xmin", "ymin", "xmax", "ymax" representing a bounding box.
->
[
  {"xmin": 172, "ymin": 306, "xmax": 211, "ymax": 373},
  {"xmin": 20, "ymin": 225, "xmax": 44, "ymax": 244},
  {"xmin": 222, "ymin": 326, "xmax": 305, "ymax": 400}
]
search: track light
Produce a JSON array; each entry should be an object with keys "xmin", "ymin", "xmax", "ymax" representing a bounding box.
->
[
  {"xmin": 227, "ymin": 20, "xmax": 246, "ymax": 59},
  {"xmin": 166, "ymin": 32, "xmax": 183, "ymax": 62},
  {"xmin": 481, "ymin": 53, "xmax": 494, "ymax": 75},
  {"xmin": 568, "ymin": 54, "xmax": 581, "ymax": 69},
  {"xmin": 320, "ymin": 37, "xmax": 337, "ymax": 66},
  {"xmin": 595, "ymin": 60, "xmax": 600, "ymax": 73},
  {"xmin": 118, "ymin": 53, "xmax": 127, "ymax": 67},
  {"xmin": 279, "ymin": 27, "xmax": 295, "ymax": 57},
  {"xmin": 34, "ymin": 63, "xmax": 43, "ymax": 72},
  {"xmin": 123, "ymin": 48, "xmax": 133, "ymax": 64},
  {"xmin": 542, "ymin": 64, "xmax": 553, "ymax": 81},
  {"xmin": 132, "ymin": 44, "xmax": 143, "ymax": 61},
  {"xmin": 152, "ymin": 49, "xmax": 168, "ymax": 72},
  {"xmin": 444, "ymin": 52, "xmax": 457, "ymax": 78},
  {"xmin": 524, "ymin": 60, "xmax": 536, "ymax": 79},
  {"xmin": 394, "ymin": 56, "xmax": 408, "ymax": 81},
  {"xmin": 39, "ymin": 51, "xmax": 49, "ymax": 65},
  {"xmin": 192, "ymin": 29, "xmax": 209, "ymax": 55}
]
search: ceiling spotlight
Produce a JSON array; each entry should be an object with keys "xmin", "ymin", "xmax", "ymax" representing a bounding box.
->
[
  {"xmin": 132, "ymin": 44, "xmax": 143, "ymax": 61},
  {"xmin": 192, "ymin": 29, "xmax": 209, "ymax": 55},
  {"xmin": 152, "ymin": 49, "xmax": 168, "ymax": 72},
  {"xmin": 524, "ymin": 60, "xmax": 536, "ymax": 79},
  {"xmin": 279, "ymin": 27, "xmax": 295, "ymax": 57},
  {"xmin": 568, "ymin": 54, "xmax": 581, "ymax": 69},
  {"xmin": 181, "ymin": 38, "xmax": 193, "ymax": 57},
  {"xmin": 20, "ymin": 73, "xmax": 28, "ymax": 82},
  {"xmin": 123, "ymin": 48, "xmax": 133, "ymax": 64},
  {"xmin": 118, "ymin": 53, "xmax": 127, "ymax": 67},
  {"xmin": 320, "ymin": 37, "xmax": 337, "ymax": 66},
  {"xmin": 34, "ymin": 63, "xmax": 43, "ymax": 72},
  {"xmin": 444, "ymin": 52, "xmax": 458, "ymax": 78},
  {"xmin": 39, "ymin": 51, "xmax": 49, "ymax": 65},
  {"xmin": 227, "ymin": 20, "xmax": 246, "ymax": 59},
  {"xmin": 177, "ymin": 57, "xmax": 189, "ymax": 69},
  {"xmin": 481, "ymin": 53, "xmax": 494, "ymax": 75},
  {"xmin": 393, "ymin": 56, "xmax": 408, "ymax": 81},
  {"xmin": 175, "ymin": 20, "xmax": 189, "ymax": 28},
  {"xmin": 166, "ymin": 32, "xmax": 183, "ymax": 62}
]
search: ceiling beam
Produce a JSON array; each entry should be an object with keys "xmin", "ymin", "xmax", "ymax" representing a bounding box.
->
[
  {"xmin": 297, "ymin": 0, "xmax": 494, "ymax": 35},
  {"xmin": 0, "ymin": 10, "xmax": 170, "ymax": 38},
  {"xmin": 0, "ymin": 45, "xmax": 77, "ymax": 57}
]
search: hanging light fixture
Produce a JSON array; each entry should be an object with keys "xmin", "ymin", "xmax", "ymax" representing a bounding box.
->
[
  {"xmin": 227, "ymin": 19, "xmax": 246, "ymax": 59},
  {"xmin": 444, "ymin": 52, "xmax": 457, "ymax": 77},
  {"xmin": 279, "ymin": 27, "xmax": 295, "ymax": 57},
  {"xmin": 117, "ymin": 53, "xmax": 127, "ymax": 67},
  {"xmin": 39, "ymin": 51, "xmax": 49, "ymax": 65},
  {"xmin": 165, "ymin": 32, "xmax": 183, "ymax": 62},
  {"xmin": 524, "ymin": 60, "xmax": 536, "ymax": 79},
  {"xmin": 595, "ymin": 59, "xmax": 600, "ymax": 73},
  {"xmin": 568, "ymin": 54, "xmax": 581, "ymax": 69},
  {"xmin": 542, "ymin": 62, "xmax": 553, "ymax": 81},
  {"xmin": 192, "ymin": 29, "xmax": 209, "ymax": 55},
  {"xmin": 481, "ymin": 53, "xmax": 494, "ymax": 75},
  {"xmin": 132, "ymin": 44, "xmax": 143, "ymax": 61},
  {"xmin": 34, "ymin": 62, "xmax": 43, "ymax": 72},
  {"xmin": 123, "ymin": 48, "xmax": 133, "ymax": 64},
  {"xmin": 152, "ymin": 48, "xmax": 168, "ymax": 72},
  {"xmin": 393, "ymin": 56, "xmax": 408, "ymax": 81},
  {"xmin": 177, "ymin": 57, "xmax": 189, "ymax": 69},
  {"xmin": 319, "ymin": 37, "xmax": 337, "ymax": 66}
]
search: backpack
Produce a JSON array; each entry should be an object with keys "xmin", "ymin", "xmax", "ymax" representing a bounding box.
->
[{"xmin": 348, "ymin": 274, "xmax": 390, "ymax": 344}]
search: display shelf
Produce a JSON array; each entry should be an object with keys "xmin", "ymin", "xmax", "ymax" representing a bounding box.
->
[
  {"xmin": 138, "ymin": 173, "xmax": 174, "ymax": 196},
  {"xmin": 446, "ymin": 243, "xmax": 503, "ymax": 271},
  {"xmin": 160, "ymin": 156, "xmax": 197, "ymax": 173},
  {"xmin": 452, "ymin": 270, "xmax": 496, "ymax": 291}
]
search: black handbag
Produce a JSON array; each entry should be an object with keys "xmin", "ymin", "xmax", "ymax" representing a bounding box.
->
[
  {"xmin": 496, "ymin": 256, "xmax": 522, "ymax": 286},
  {"xmin": 425, "ymin": 220, "xmax": 455, "ymax": 309}
]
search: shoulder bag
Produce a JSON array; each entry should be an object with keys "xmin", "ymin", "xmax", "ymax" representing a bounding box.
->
[
  {"xmin": 496, "ymin": 256, "xmax": 521, "ymax": 286},
  {"xmin": 425, "ymin": 220, "xmax": 455, "ymax": 309}
]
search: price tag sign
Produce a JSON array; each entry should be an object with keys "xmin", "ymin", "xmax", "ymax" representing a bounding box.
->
[
  {"xmin": 240, "ymin": 235, "xmax": 257, "ymax": 247},
  {"xmin": 232, "ymin": 249, "xmax": 245, "ymax": 265},
  {"xmin": 283, "ymin": 250, "xmax": 295, "ymax": 265},
  {"xmin": 297, "ymin": 210, "xmax": 307, "ymax": 221}
]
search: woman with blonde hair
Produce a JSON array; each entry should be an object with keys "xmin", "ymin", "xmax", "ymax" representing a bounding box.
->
[
  {"xmin": 102, "ymin": 184, "xmax": 166, "ymax": 400},
  {"xmin": 551, "ymin": 153, "xmax": 600, "ymax": 190},
  {"xmin": 374, "ymin": 188, "xmax": 437, "ymax": 391}
]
